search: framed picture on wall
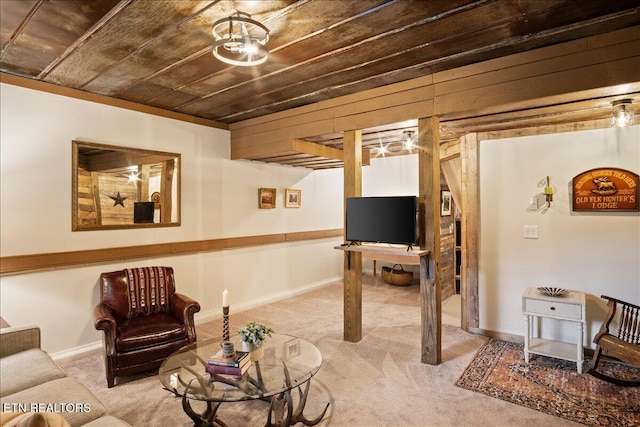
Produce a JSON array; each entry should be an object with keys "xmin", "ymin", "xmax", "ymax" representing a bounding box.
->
[
  {"xmin": 441, "ymin": 190, "xmax": 452, "ymax": 216},
  {"xmin": 285, "ymin": 189, "xmax": 301, "ymax": 208},
  {"xmin": 258, "ymin": 188, "xmax": 277, "ymax": 209}
]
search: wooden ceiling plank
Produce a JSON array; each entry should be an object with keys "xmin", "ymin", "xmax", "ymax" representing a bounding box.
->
[
  {"xmin": 44, "ymin": 1, "xmax": 214, "ymax": 89},
  {"xmin": 435, "ymin": 56, "xmax": 640, "ymax": 120},
  {"xmin": 435, "ymin": 37, "xmax": 639, "ymax": 100},
  {"xmin": 172, "ymin": 0, "xmax": 463, "ymax": 103},
  {"xmin": 39, "ymin": 0, "xmax": 134, "ymax": 79},
  {"xmin": 334, "ymin": 99, "xmax": 434, "ymax": 133},
  {"xmin": 333, "ymin": 85, "xmax": 434, "ymax": 121},
  {"xmin": 230, "ymin": 26, "xmax": 638, "ymax": 155},
  {"xmin": 81, "ymin": 2, "xmax": 227, "ymax": 93},
  {"xmin": 292, "ymin": 139, "xmax": 370, "ymax": 165},
  {"xmin": 211, "ymin": 10, "xmax": 640, "ymax": 123},
  {"xmin": 174, "ymin": 0, "xmax": 637, "ymax": 121},
  {"xmin": 232, "ymin": 119, "xmax": 335, "ymax": 152},
  {"xmin": 169, "ymin": 1, "xmax": 522, "ymax": 119},
  {"xmin": 230, "ymin": 140, "xmax": 296, "ymax": 161},
  {"xmin": 0, "ymin": 0, "xmax": 122, "ymax": 77},
  {"xmin": 258, "ymin": 153, "xmax": 314, "ymax": 162},
  {"xmin": 292, "ymin": 139, "xmax": 344, "ymax": 160},
  {"xmin": 0, "ymin": 0, "xmax": 43, "ymax": 60}
]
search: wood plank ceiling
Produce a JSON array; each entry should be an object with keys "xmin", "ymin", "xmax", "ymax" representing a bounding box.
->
[{"xmin": 1, "ymin": 0, "xmax": 639, "ymax": 169}]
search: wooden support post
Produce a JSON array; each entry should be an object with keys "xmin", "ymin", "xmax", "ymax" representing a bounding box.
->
[
  {"xmin": 138, "ymin": 164, "xmax": 150, "ymax": 204},
  {"xmin": 418, "ymin": 117, "xmax": 441, "ymax": 365},
  {"xmin": 343, "ymin": 130, "xmax": 363, "ymax": 342},
  {"xmin": 460, "ymin": 133, "xmax": 479, "ymax": 330},
  {"xmin": 90, "ymin": 171, "xmax": 102, "ymax": 226},
  {"xmin": 160, "ymin": 159, "xmax": 175, "ymax": 223}
]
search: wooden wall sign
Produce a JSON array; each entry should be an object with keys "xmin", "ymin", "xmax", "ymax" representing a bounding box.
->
[{"xmin": 572, "ymin": 168, "xmax": 639, "ymax": 212}]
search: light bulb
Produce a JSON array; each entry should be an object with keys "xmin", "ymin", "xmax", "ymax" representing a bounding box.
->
[{"xmin": 610, "ymin": 101, "xmax": 634, "ymax": 128}]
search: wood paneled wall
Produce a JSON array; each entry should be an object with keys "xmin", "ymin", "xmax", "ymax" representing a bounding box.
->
[{"xmin": 230, "ymin": 27, "xmax": 639, "ymax": 160}]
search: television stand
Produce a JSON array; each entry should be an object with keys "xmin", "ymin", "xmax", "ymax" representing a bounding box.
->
[{"xmin": 334, "ymin": 244, "xmax": 437, "ymax": 365}]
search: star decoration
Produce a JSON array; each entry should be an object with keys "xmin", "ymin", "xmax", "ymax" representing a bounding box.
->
[{"xmin": 109, "ymin": 192, "xmax": 128, "ymax": 207}]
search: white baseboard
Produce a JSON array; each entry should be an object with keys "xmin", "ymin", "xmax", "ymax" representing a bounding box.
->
[
  {"xmin": 195, "ymin": 276, "xmax": 340, "ymax": 324},
  {"xmin": 51, "ymin": 341, "xmax": 102, "ymax": 363},
  {"xmin": 51, "ymin": 277, "xmax": 340, "ymax": 363}
]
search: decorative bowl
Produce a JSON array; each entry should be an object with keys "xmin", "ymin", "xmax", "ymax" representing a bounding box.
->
[{"xmin": 537, "ymin": 287, "xmax": 570, "ymax": 297}]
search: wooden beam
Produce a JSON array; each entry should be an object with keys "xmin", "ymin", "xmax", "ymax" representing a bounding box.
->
[
  {"xmin": 418, "ymin": 116, "xmax": 442, "ymax": 365},
  {"xmin": 461, "ymin": 133, "xmax": 480, "ymax": 330},
  {"xmin": 160, "ymin": 159, "xmax": 175, "ymax": 223},
  {"xmin": 439, "ymin": 139, "xmax": 461, "ymax": 161},
  {"xmin": 138, "ymin": 165, "xmax": 150, "ymax": 205},
  {"xmin": 0, "ymin": 228, "xmax": 344, "ymax": 276},
  {"xmin": 91, "ymin": 171, "xmax": 102, "ymax": 226},
  {"xmin": 292, "ymin": 139, "xmax": 370, "ymax": 166},
  {"xmin": 343, "ymin": 129, "xmax": 363, "ymax": 342},
  {"xmin": 86, "ymin": 152, "xmax": 174, "ymax": 172},
  {"xmin": 442, "ymin": 157, "xmax": 462, "ymax": 209}
]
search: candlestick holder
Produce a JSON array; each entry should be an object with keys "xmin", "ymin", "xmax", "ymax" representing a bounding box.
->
[{"xmin": 222, "ymin": 306, "xmax": 229, "ymax": 341}]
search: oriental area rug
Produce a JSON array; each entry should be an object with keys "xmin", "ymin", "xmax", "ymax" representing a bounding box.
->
[{"xmin": 456, "ymin": 339, "xmax": 640, "ymax": 427}]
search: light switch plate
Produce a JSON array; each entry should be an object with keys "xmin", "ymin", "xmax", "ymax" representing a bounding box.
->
[{"xmin": 524, "ymin": 225, "xmax": 539, "ymax": 239}]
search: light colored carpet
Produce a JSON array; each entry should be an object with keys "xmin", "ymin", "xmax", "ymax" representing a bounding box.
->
[{"xmin": 61, "ymin": 276, "xmax": 584, "ymax": 426}]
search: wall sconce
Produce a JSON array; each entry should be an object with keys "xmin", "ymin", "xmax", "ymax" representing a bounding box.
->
[
  {"xmin": 543, "ymin": 175, "xmax": 553, "ymax": 208},
  {"xmin": 610, "ymin": 99, "xmax": 634, "ymax": 128},
  {"xmin": 530, "ymin": 176, "xmax": 553, "ymax": 213}
]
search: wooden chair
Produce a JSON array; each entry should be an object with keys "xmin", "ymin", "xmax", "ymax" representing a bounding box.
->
[{"xmin": 588, "ymin": 295, "xmax": 640, "ymax": 386}]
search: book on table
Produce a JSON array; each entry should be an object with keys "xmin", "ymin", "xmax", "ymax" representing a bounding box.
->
[
  {"xmin": 205, "ymin": 361, "xmax": 251, "ymax": 377},
  {"xmin": 208, "ymin": 350, "xmax": 250, "ymax": 368}
]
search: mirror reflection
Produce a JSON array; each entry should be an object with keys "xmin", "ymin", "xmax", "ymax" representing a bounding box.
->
[{"xmin": 72, "ymin": 141, "xmax": 180, "ymax": 231}]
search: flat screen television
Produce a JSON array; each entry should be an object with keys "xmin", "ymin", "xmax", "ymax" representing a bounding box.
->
[
  {"xmin": 346, "ymin": 196, "xmax": 418, "ymax": 245},
  {"xmin": 134, "ymin": 202, "xmax": 155, "ymax": 223}
]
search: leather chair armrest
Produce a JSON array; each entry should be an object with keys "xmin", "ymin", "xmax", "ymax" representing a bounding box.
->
[
  {"xmin": 171, "ymin": 293, "xmax": 200, "ymax": 341},
  {"xmin": 93, "ymin": 303, "xmax": 116, "ymax": 332},
  {"xmin": 93, "ymin": 303, "xmax": 118, "ymax": 357},
  {"xmin": 0, "ymin": 325, "xmax": 41, "ymax": 357}
]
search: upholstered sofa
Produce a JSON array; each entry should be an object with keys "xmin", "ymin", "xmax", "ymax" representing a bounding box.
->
[{"xmin": 0, "ymin": 325, "xmax": 130, "ymax": 427}]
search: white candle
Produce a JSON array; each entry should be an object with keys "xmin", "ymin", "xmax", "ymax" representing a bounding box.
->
[{"xmin": 222, "ymin": 289, "xmax": 229, "ymax": 307}]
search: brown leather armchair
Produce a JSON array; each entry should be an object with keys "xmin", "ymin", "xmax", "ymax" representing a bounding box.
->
[{"xmin": 93, "ymin": 266, "xmax": 200, "ymax": 387}]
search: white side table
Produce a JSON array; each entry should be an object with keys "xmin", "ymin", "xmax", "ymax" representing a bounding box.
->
[{"xmin": 522, "ymin": 287, "xmax": 586, "ymax": 373}]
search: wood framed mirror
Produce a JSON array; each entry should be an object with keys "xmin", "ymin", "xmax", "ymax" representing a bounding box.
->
[{"xmin": 72, "ymin": 140, "xmax": 180, "ymax": 231}]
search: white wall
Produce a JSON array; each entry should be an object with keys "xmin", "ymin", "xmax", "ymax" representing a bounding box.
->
[
  {"xmin": 363, "ymin": 154, "xmax": 418, "ymax": 197},
  {"xmin": 3, "ymin": 82, "xmax": 637, "ymax": 357},
  {"xmin": 479, "ymin": 126, "xmax": 640, "ymax": 347},
  {"xmin": 0, "ymin": 83, "xmax": 345, "ymax": 356}
]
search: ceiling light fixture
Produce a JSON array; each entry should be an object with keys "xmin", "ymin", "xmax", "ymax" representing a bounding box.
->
[
  {"xmin": 610, "ymin": 99, "xmax": 634, "ymax": 128},
  {"xmin": 212, "ymin": 12, "xmax": 269, "ymax": 66},
  {"xmin": 403, "ymin": 131, "xmax": 416, "ymax": 150}
]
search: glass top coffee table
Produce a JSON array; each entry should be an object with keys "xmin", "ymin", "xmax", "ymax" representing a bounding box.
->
[{"xmin": 159, "ymin": 333, "xmax": 329, "ymax": 427}]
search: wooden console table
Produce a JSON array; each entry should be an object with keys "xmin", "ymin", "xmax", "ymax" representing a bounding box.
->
[
  {"xmin": 360, "ymin": 247, "xmax": 423, "ymax": 276},
  {"xmin": 334, "ymin": 244, "xmax": 440, "ymax": 365}
]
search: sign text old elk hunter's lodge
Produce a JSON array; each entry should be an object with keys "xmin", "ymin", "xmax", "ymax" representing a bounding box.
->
[{"xmin": 572, "ymin": 167, "xmax": 639, "ymax": 212}]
